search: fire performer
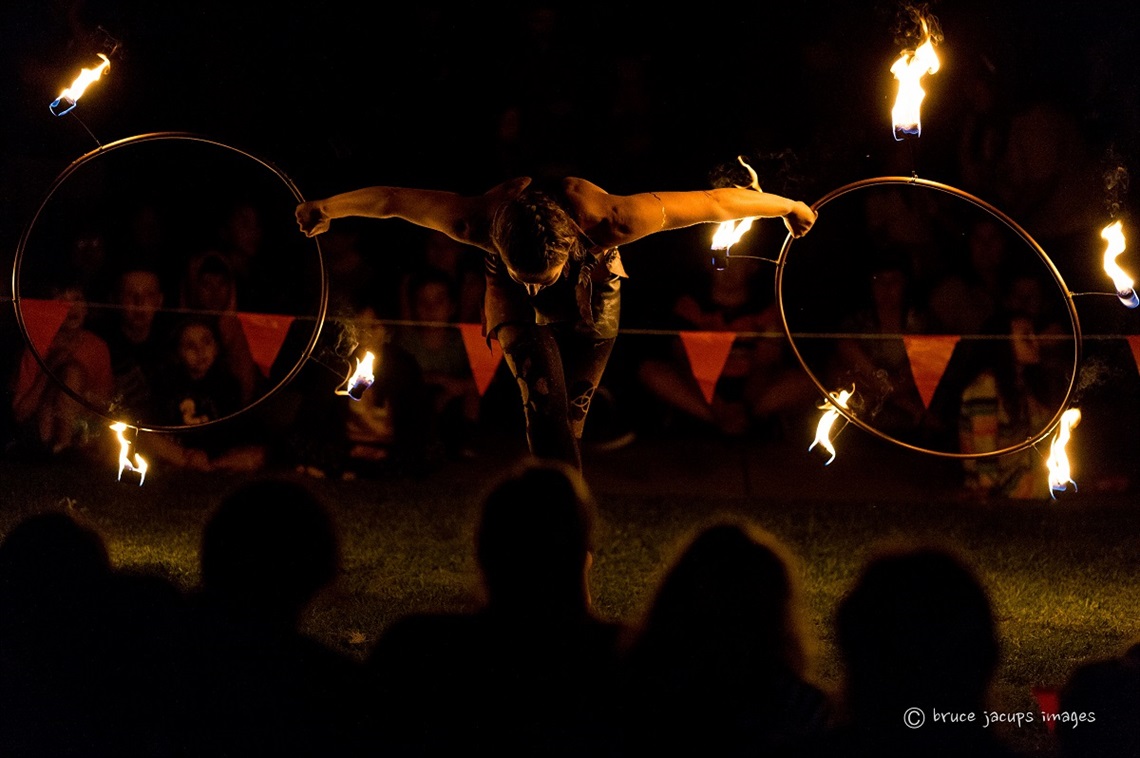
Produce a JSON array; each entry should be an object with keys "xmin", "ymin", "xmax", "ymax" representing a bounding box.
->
[{"xmin": 296, "ymin": 176, "xmax": 816, "ymax": 469}]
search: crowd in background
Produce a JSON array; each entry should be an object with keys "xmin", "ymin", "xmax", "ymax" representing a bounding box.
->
[
  {"xmin": 2, "ymin": 4, "xmax": 1140, "ymax": 493},
  {"xmin": 2, "ymin": 91, "xmax": 1139, "ymax": 493}
]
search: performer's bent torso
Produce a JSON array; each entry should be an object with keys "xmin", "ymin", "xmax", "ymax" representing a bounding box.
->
[{"xmin": 483, "ymin": 215, "xmax": 627, "ymax": 469}]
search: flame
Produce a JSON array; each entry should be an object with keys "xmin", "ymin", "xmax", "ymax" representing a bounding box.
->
[
  {"xmin": 710, "ymin": 156, "xmax": 763, "ymax": 253},
  {"xmin": 711, "ymin": 217, "xmax": 756, "ymax": 251},
  {"xmin": 337, "ymin": 351, "xmax": 377, "ymax": 400},
  {"xmin": 1101, "ymin": 221, "xmax": 1139, "ymax": 308},
  {"xmin": 809, "ymin": 387, "xmax": 854, "ymax": 465},
  {"xmin": 890, "ymin": 32, "xmax": 940, "ymax": 140},
  {"xmin": 1046, "ymin": 408, "xmax": 1081, "ymax": 497},
  {"xmin": 110, "ymin": 422, "xmax": 147, "ymax": 485},
  {"xmin": 51, "ymin": 54, "xmax": 110, "ymax": 115}
]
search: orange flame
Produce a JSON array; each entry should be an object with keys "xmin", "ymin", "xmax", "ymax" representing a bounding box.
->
[
  {"xmin": 711, "ymin": 217, "xmax": 756, "ymax": 251},
  {"xmin": 890, "ymin": 31, "xmax": 940, "ymax": 140},
  {"xmin": 337, "ymin": 351, "xmax": 377, "ymax": 399},
  {"xmin": 809, "ymin": 387, "xmax": 854, "ymax": 465},
  {"xmin": 59, "ymin": 54, "xmax": 110, "ymax": 104},
  {"xmin": 710, "ymin": 156, "xmax": 763, "ymax": 252},
  {"xmin": 1046, "ymin": 408, "xmax": 1081, "ymax": 497},
  {"xmin": 1101, "ymin": 221, "xmax": 1138, "ymax": 307},
  {"xmin": 110, "ymin": 422, "xmax": 147, "ymax": 485}
]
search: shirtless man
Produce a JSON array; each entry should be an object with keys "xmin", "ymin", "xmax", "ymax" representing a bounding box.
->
[{"xmin": 297, "ymin": 176, "xmax": 815, "ymax": 468}]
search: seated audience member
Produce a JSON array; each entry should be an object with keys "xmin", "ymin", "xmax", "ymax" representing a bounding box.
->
[
  {"xmin": 1054, "ymin": 645, "xmax": 1140, "ymax": 758},
  {"xmin": 636, "ymin": 257, "xmax": 816, "ymax": 438},
  {"xmin": 146, "ymin": 316, "xmax": 267, "ymax": 472},
  {"xmin": 172, "ymin": 479, "xmax": 364, "ymax": 756},
  {"xmin": 10, "ymin": 284, "xmax": 113, "ymax": 458},
  {"xmin": 0, "ymin": 512, "xmax": 190, "ymax": 756},
  {"xmin": 396, "ymin": 267, "xmax": 481, "ymax": 458},
  {"xmin": 90, "ymin": 262, "xmax": 173, "ymax": 423},
  {"xmin": 0, "ymin": 512, "xmax": 114, "ymax": 754},
  {"xmin": 398, "ymin": 230, "xmax": 486, "ymax": 325},
  {"xmin": 832, "ymin": 252, "xmax": 930, "ymax": 441},
  {"xmin": 270, "ymin": 300, "xmax": 434, "ymax": 478},
  {"xmin": 929, "ymin": 273, "xmax": 1071, "ymax": 498},
  {"xmin": 179, "ymin": 250, "xmax": 264, "ymax": 405},
  {"xmin": 619, "ymin": 521, "xmax": 829, "ymax": 757},
  {"xmin": 341, "ymin": 304, "xmax": 435, "ymax": 476},
  {"xmin": 365, "ymin": 458, "xmax": 626, "ymax": 756},
  {"xmin": 819, "ymin": 544, "xmax": 1019, "ymax": 757}
]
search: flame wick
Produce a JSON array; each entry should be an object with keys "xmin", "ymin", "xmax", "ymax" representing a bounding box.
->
[
  {"xmin": 110, "ymin": 422, "xmax": 147, "ymax": 486},
  {"xmin": 710, "ymin": 156, "xmax": 763, "ymax": 255},
  {"xmin": 1046, "ymin": 408, "xmax": 1081, "ymax": 498},
  {"xmin": 50, "ymin": 54, "xmax": 110, "ymax": 116},
  {"xmin": 890, "ymin": 34, "xmax": 940, "ymax": 141},
  {"xmin": 337, "ymin": 351, "xmax": 377, "ymax": 400},
  {"xmin": 1101, "ymin": 221, "xmax": 1139, "ymax": 308},
  {"xmin": 809, "ymin": 387, "xmax": 853, "ymax": 465}
]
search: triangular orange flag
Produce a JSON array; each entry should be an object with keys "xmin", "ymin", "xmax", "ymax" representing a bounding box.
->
[
  {"xmin": 678, "ymin": 331, "xmax": 737, "ymax": 405},
  {"xmin": 19, "ymin": 298, "xmax": 74, "ymax": 356},
  {"xmin": 1127, "ymin": 336, "xmax": 1140, "ymax": 375},
  {"xmin": 902, "ymin": 335, "xmax": 960, "ymax": 408},
  {"xmin": 236, "ymin": 313, "xmax": 296, "ymax": 377},
  {"xmin": 458, "ymin": 323, "xmax": 504, "ymax": 396}
]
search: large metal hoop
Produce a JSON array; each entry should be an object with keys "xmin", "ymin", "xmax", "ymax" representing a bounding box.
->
[
  {"xmin": 11, "ymin": 131, "xmax": 328, "ymax": 433},
  {"xmin": 775, "ymin": 175, "xmax": 1083, "ymax": 459}
]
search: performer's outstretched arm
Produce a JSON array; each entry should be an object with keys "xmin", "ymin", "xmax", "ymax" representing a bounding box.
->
[
  {"xmin": 562, "ymin": 177, "xmax": 816, "ymax": 248},
  {"xmin": 295, "ymin": 177, "xmax": 532, "ymax": 252}
]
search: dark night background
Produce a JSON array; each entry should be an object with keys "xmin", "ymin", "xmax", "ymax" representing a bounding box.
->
[{"xmin": 3, "ymin": 2, "xmax": 1139, "ymax": 217}]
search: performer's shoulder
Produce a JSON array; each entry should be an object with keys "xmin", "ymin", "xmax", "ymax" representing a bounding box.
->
[{"xmin": 561, "ymin": 177, "xmax": 609, "ymax": 196}]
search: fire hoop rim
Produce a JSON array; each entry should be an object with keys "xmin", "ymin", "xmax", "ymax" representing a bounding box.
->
[
  {"xmin": 10, "ymin": 131, "xmax": 329, "ymax": 434},
  {"xmin": 775, "ymin": 175, "xmax": 1083, "ymax": 460}
]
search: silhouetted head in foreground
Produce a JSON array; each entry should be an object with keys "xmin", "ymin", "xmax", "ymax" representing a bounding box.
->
[
  {"xmin": 1056, "ymin": 649, "xmax": 1140, "ymax": 758},
  {"xmin": 0, "ymin": 511, "xmax": 111, "ymax": 611},
  {"xmin": 475, "ymin": 457, "xmax": 595, "ymax": 615},
  {"xmin": 201, "ymin": 478, "xmax": 338, "ymax": 624},
  {"xmin": 836, "ymin": 545, "xmax": 998, "ymax": 721},
  {"xmin": 635, "ymin": 521, "xmax": 810, "ymax": 681}
]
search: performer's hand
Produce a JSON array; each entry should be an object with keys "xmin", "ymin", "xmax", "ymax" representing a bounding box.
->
[
  {"xmin": 783, "ymin": 201, "xmax": 816, "ymax": 238},
  {"xmin": 296, "ymin": 201, "xmax": 330, "ymax": 237}
]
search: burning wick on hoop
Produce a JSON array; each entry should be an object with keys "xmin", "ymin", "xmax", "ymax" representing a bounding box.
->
[
  {"xmin": 1046, "ymin": 408, "xmax": 1081, "ymax": 498},
  {"xmin": 709, "ymin": 156, "xmax": 762, "ymax": 270},
  {"xmin": 337, "ymin": 351, "xmax": 376, "ymax": 400},
  {"xmin": 110, "ymin": 422, "xmax": 147, "ymax": 486},
  {"xmin": 809, "ymin": 387, "xmax": 854, "ymax": 466},
  {"xmin": 1101, "ymin": 221, "xmax": 1138, "ymax": 308},
  {"xmin": 890, "ymin": 22, "xmax": 940, "ymax": 142},
  {"xmin": 50, "ymin": 54, "xmax": 110, "ymax": 116}
]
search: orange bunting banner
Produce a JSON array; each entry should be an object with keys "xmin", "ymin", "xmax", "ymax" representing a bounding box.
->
[
  {"xmin": 236, "ymin": 313, "xmax": 296, "ymax": 377},
  {"xmin": 459, "ymin": 323, "xmax": 504, "ymax": 396},
  {"xmin": 1127, "ymin": 336, "xmax": 1140, "ymax": 374},
  {"xmin": 678, "ymin": 331, "xmax": 737, "ymax": 405},
  {"xmin": 902, "ymin": 334, "xmax": 960, "ymax": 408},
  {"xmin": 19, "ymin": 298, "xmax": 74, "ymax": 355}
]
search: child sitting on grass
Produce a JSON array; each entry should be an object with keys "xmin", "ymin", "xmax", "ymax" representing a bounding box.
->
[{"xmin": 145, "ymin": 317, "xmax": 267, "ymax": 472}]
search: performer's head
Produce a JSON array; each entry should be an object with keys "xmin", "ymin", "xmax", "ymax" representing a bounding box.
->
[{"xmin": 491, "ymin": 190, "xmax": 580, "ymax": 294}]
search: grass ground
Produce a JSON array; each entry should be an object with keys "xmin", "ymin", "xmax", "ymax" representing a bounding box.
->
[{"xmin": 1, "ymin": 435, "xmax": 1137, "ymax": 757}]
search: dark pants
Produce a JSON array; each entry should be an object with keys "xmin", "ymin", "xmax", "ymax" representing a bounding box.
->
[{"xmin": 495, "ymin": 322, "xmax": 616, "ymax": 470}]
